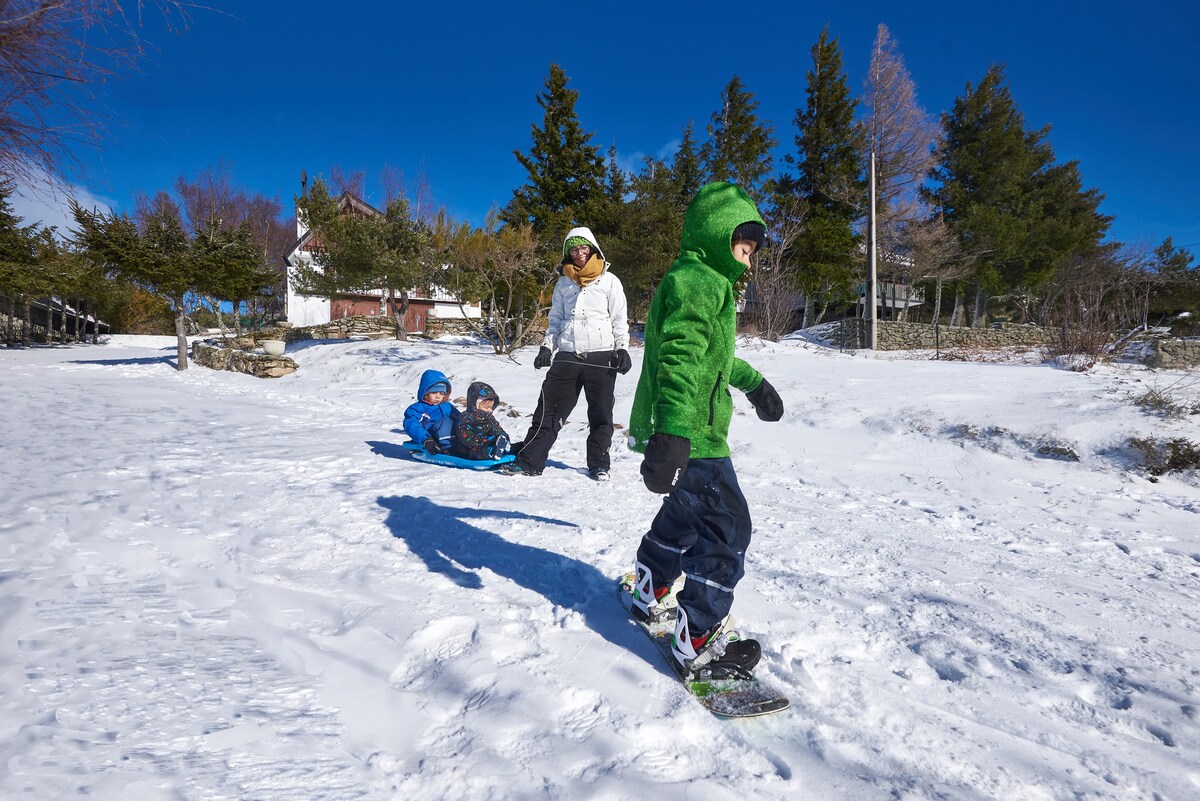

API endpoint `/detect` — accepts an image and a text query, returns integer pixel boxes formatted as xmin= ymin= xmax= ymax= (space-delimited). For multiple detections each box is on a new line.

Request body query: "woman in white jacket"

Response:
xmin=502 ymin=226 xmax=631 ymax=480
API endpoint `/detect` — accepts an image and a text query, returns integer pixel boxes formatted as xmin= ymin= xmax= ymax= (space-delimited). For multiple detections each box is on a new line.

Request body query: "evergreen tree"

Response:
xmin=1149 ymin=237 xmax=1199 ymax=318
xmin=293 ymin=177 xmax=431 ymax=340
xmin=71 ymin=191 xmax=267 ymax=368
xmin=700 ymin=75 xmax=776 ymax=197
xmin=614 ymin=158 xmax=687 ymax=318
xmin=673 ymin=121 xmax=705 ymax=204
xmin=781 ymin=27 xmax=865 ymax=320
xmin=504 ymin=64 xmax=606 ymax=241
xmin=599 ymin=125 xmax=707 ymax=319
xmin=0 ymin=181 xmax=40 ymax=346
xmin=604 ymin=145 xmax=628 ymax=202
xmin=924 ymin=65 xmax=1110 ymax=314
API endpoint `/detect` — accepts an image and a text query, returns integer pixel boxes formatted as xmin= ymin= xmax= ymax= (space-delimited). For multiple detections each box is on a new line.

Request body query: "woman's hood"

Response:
xmin=561 ymin=226 xmax=604 ymax=262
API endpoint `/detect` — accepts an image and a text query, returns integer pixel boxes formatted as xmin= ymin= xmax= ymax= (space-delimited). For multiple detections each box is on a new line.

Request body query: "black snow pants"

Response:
xmin=635 ymin=457 xmax=752 ymax=634
xmin=515 ymin=350 xmax=617 ymax=473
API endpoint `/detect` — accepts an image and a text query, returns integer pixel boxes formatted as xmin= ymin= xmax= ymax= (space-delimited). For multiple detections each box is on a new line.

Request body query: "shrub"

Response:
xmin=1129 ymin=437 xmax=1200 ymax=476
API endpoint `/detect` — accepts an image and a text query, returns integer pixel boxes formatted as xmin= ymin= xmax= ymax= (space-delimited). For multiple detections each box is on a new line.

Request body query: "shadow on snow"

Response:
xmin=377 ymin=494 xmax=646 ymax=658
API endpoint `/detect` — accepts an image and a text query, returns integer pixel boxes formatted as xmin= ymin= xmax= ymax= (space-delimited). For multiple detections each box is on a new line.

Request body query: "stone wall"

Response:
xmin=1149 ymin=339 xmax=1200 ymax=369
xmin=192 ymin=341 xmax=297 ymax=378
xmin=274 ymin=315 xmax=399 ymax=343
xmin=826 ymin=319 xmax=1052 ymax=350
xmin=424 ymin=317 xmax=481 ymax=338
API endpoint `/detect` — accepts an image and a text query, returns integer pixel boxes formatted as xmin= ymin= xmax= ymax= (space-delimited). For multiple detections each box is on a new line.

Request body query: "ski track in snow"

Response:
xmin=1 ymin=336 xmax=1198 ymax=800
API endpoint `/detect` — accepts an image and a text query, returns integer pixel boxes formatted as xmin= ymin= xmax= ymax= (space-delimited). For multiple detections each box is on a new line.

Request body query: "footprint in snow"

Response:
xmin=388 ymin=616 xmax=479 ymax=692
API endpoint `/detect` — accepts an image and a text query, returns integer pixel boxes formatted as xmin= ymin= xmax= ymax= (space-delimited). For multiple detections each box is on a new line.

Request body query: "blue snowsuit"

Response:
xmin=403 ymin=370 xmax=460 ymax=447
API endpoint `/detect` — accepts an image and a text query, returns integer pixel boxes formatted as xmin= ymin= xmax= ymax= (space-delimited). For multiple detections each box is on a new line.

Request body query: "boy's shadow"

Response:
xmin=377 ymin=495 xmax=644 ymax=656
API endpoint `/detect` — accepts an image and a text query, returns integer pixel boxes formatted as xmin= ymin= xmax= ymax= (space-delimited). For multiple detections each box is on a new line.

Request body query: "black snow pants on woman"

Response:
xmin=513 ymin=351 xmax=617 ymax=474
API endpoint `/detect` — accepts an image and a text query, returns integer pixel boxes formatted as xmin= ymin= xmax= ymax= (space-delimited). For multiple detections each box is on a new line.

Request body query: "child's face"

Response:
xmin=423 ymin=391 xmax=446 ymax=405
xmin=478 ymin=398 xmax=496 ymax=413
xmin=731 ymin=238 xmax=759 ymax=267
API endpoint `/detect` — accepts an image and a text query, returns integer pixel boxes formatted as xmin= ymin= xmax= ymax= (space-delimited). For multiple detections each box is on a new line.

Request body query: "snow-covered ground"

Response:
xmin=1 ymin=334 xmax=1197 ymax=801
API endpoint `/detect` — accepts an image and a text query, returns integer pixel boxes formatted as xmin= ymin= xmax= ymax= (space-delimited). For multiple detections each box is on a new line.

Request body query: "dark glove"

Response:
xmin=534 ymin=346 xmax=552 ymax=369
xmin=424 ymin=438 xmax=442 ymax=455
xmin=614 ymin=349 xmax=632 ymax=375
xmin=745 ymin=377 xmax=783 ymax=422
xmin=640 ymin=433 xmax=691 ymax=494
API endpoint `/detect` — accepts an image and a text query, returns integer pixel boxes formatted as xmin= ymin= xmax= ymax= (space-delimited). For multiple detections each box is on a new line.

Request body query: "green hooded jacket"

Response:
xmin=628 ymin=182 xmax=766 ymax=458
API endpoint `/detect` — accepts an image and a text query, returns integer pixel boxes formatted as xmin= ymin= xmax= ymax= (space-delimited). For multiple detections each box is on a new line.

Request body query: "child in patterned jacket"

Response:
xmin=451 ymin=381 xmax=511 ymax=461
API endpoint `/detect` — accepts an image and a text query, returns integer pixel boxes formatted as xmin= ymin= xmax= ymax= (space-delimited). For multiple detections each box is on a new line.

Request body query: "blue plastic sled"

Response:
xmin=401 ymin=441 xmax=516 ymax=471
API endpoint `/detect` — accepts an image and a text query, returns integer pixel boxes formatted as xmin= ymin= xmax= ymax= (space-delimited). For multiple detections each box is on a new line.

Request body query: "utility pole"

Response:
xmin=868 ymin=151 xmax=879 ymax=349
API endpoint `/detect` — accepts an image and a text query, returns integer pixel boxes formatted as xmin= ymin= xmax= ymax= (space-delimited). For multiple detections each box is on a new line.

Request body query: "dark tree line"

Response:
xmin=497 ymin=26 xmax=1194 ymax=345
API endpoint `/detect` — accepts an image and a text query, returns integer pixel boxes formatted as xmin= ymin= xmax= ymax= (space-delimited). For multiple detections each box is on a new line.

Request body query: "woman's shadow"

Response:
xmin=377 ymin=495 xmax=645 ymax=656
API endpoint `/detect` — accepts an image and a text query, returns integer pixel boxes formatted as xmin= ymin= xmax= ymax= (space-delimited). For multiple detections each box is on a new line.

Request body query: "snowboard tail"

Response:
xmin=616 ymin=573 xmax=790 ymax=718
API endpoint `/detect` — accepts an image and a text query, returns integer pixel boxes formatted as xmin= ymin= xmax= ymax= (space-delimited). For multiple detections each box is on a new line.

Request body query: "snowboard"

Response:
xmin=401 ymin=441 xmax=516 ymax=471
xmin=616 ymin=573 xmax=790 ymax=718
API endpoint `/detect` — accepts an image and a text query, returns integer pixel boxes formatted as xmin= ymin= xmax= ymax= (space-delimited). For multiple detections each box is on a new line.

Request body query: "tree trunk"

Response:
xmin=23 ymin=295 xmax=32 ymax=346
xmin=932 ymin=278 xmax=944 ymax=328
xmin=389 ymin=288 xmax=409 ymax=341
xmin=59 ymin=294 xmax=68 ymax=343
xmin=950 ymin=288 xmax=964 ymax=327
xmin=174 ymin=302 xmax=189 ymax=370
xmin=801 ymin=295 xmax=815 ymax=329
xmin=971 ymin=285 xmax=986 ymax=328
xmin=6 ymin=295 xmax=13 ymax=347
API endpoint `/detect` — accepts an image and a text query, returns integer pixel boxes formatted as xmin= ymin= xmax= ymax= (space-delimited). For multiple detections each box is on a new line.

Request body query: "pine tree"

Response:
xmin=925 ymin=65 xmax=1110 ymax=318
xmin=1149 ymin=237 xmax=1200 ymax=317
xmin=700 ymin=76 xmax=776 ymax=197
xmin=673 ymin=121 xmax=705 ymax=204
xmin=293 ymin=177 xmax=430 ymax=340
xmin=615 ymin=158 xmax=687 ymax=317
xmin=781 ymin=27 xmax=865 ymax=320
xmin=72 ymin=191 xmax=268 ymax=368
xmin=0 ymin=181 xmax=40 ymax=346
xmin=504 ymin=64 xmax=606 ymax=241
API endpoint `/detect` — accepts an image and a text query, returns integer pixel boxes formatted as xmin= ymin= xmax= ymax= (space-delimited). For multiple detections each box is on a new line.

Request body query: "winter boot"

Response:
xmin=629 ymin=560 xmax=678 ymax=625
xmin=498 ymin=461 xmax=541 ymax=477
xmin=671 ymin=608 xmax=761 ymax=682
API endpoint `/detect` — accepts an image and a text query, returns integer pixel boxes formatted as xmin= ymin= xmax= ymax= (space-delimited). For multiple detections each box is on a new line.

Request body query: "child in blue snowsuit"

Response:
xmin=451 ymin=381 xmax=511 ymax=461
xmin=403 ymin=370 xmax=460 ymax=454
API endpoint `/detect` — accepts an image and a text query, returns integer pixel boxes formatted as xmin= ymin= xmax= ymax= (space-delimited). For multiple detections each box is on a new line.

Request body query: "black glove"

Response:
xmin=614 ymin=349 xmax=632 ymax=375
xmin=640 ymin=433 xmax=691 ymax=494
xmin=745 ymin=377 xmax=783 ymax=422
xmin=534 ymin=346 xmax=552 ymax=369
xmin=423 ymin=438 xmax=442 ymax=455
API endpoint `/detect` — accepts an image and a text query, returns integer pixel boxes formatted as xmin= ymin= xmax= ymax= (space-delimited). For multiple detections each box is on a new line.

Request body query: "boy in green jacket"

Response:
xmin=627 ymin=182 xmax=784 ymax=681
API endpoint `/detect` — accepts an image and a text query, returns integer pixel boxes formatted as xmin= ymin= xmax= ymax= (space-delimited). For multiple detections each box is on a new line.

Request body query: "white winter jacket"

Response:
xmin=542 ymin=226 xmax=630 ymax=356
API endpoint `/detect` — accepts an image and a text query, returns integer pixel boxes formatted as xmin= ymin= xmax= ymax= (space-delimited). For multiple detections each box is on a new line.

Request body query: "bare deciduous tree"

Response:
xmin=0 ymin=1 xmax=198 ymax=185
xmin=444 ymin=213 xmax=549 ymax=355
xmin=861 ymin=24 xmax=938 ymax=317
xmin=903 ymin=211 xmax=974 ymax=326
xmin=1040 ymin=245 xmax=1147 ymax=367
xmin=745 ymin=197 xmax=808 ymax=339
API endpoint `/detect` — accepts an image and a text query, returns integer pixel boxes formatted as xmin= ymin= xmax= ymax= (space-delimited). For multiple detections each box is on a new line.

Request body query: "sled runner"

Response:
xmin=616 ymin=573 xmax=790 ymax=718
xmin=401 ymin=441 xmax=516 ymax=471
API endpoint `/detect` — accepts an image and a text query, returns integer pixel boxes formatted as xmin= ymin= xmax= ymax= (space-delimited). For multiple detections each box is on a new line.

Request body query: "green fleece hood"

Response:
xmin=679 ymin=182 xmax=765 ymax=285
xmin=627 ymin=182 xmax=767 ymax=458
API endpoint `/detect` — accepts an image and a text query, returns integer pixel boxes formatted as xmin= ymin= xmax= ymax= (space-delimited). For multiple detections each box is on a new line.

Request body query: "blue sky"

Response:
xmin=15 ymin=0 xmax=1200 ymax=253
